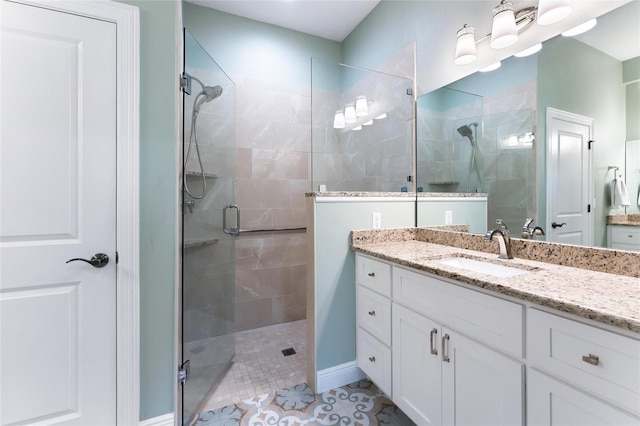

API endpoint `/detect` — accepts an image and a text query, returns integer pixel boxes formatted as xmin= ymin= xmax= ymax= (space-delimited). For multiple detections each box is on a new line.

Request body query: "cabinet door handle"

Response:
xmin=368 ymin=356 xmax=376 ymax=363
xmin=442 ymin=334 xmax=450 ymax=362
xmin=367 ymin=272 xmax=375 ymax=277
xmin=368 ymin=310 xmax=376 ymax=316
xmin=430 ymin=328 xmax=438 ymax=355
xmin=582 ymin=353 xmax=599 ymax=366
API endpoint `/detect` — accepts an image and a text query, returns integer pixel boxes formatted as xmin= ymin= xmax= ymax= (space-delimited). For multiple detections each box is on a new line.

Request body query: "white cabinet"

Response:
xmin=607 ymin=225 xmax=640 ymax=251
xmin=393 ymin=290 xmax=524 ymax=426
xmin=528 ymin=369 xmax=639 ymax=426
xmin=528 ymin=308 xmax=640 ymax=420
xmin=355 ymin=255 xmax=392 ymax=396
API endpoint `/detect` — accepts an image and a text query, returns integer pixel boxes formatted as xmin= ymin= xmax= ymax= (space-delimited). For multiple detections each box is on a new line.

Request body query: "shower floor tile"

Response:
xmin=200 ymin=319 xmax=307 ymax=412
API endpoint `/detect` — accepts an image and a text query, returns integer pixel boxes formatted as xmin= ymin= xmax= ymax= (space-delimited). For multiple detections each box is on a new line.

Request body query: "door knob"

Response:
xmin=551 ymin=222 xmax=567 ymax=229
xmin=66 ymin=253 xmax=109 ymax=268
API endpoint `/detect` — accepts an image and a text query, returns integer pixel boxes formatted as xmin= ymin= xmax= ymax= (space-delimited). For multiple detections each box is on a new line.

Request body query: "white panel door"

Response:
xmin=442 ymin=328 xmax=524 ymax=426
xmin=392 ymin=304 xmax=442 ymax=425
xmin=1 ymin=2 xmax=117 ymax=424
xmin=546 ymin=108 xmax=594 ymax=246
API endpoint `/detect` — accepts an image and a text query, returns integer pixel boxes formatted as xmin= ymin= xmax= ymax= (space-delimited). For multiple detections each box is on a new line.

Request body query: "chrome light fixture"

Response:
xmin=333 ymin=110 xmax=345 ymax=129
xmin=561 ymin=18 xmax=596 ymax=37
xmin=454 ymin=0 xmax=571 ymax=66
xmin=491 ymin=1 xmax=518 ymax=49
xmin=355 ymin=96 xmax=368 ymax=117
xmin=454 ymin=25 xmax=477 ymax=65
xmin=537 ymin=0 xmax=572 ymax=25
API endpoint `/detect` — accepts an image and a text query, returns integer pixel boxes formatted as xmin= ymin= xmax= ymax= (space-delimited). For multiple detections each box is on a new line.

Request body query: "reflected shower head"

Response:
xmin=457 ymin=124 xmax=473 ymax=139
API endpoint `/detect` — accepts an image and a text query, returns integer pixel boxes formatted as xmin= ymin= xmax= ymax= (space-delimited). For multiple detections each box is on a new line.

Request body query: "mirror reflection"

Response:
xmin=417 ymin=1 xmax=640 ymax=248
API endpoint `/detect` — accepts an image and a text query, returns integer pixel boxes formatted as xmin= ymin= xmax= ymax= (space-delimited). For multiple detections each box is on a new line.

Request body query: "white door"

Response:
xmin=528 ymin=369 xmax=638 ymax=426
xmin=442 ymin=329 xmax=524 ymax=426
xmin=546 ymin=108 xmax=594 ymax=246
xmin=1 ymin=2 xmax=117 ymax=424
xmin=392 ymin=305 xmax=442 ymax=425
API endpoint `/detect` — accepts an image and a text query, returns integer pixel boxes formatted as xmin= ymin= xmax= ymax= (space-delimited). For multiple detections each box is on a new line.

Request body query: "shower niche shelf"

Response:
xmin=186 ymin=171 xmax=217 ymax=179
xmin=184 ymin=238 xmax=219 ymax=249
xmin=428 ymin=180 xmax=460 ymax=185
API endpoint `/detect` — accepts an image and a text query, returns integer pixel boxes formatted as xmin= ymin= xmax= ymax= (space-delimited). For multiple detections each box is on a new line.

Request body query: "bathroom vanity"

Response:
xmin=352 ymin=229 xmax=640 ymax=426
xmin=607 ymin=215 xmax=640 ymax=252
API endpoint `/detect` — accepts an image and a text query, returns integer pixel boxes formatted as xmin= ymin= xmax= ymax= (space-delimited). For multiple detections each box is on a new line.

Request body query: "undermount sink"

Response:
xmin=436 ymin=257 xmax=530 ymax=277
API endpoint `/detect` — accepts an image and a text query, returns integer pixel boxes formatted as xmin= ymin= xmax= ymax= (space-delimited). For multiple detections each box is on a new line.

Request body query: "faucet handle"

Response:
xmin=523 ymin=217 xmax=534 ymax=229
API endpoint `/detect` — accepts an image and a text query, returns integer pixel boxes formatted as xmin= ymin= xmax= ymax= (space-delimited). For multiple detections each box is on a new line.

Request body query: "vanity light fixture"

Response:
xmin=491 ymin=1 xmax=518 ymax=49
xmin=333 ymin=110 xmax=345 ymax=129
xmin=514 ymin=42 xmax=542 ymax=57
xmin=344 ymin=104 xmax=356 ymax=123
xmin=561 ymin=18 xmax=596 ymax=37
xmin=480 ymin=62 xmax=501 ymax=72
xmin=537 ymin=0 xmax=572 ymax=25
xmin=454 ymin=0 xmax=571 ymax=65
xmin=355 ymin=96 xmax=368 ymax=117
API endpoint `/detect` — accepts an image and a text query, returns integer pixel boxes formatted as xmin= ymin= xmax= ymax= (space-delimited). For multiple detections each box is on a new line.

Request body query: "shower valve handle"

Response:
xmin=66 ymin=253 xmax=110 ymax=268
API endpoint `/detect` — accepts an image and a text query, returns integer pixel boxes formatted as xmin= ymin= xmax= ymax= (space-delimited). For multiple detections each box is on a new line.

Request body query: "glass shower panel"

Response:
xmin=311 ymin=58 xmax=414 ymax=192
xmin=182 ymin=30 xmax=236 ymax=425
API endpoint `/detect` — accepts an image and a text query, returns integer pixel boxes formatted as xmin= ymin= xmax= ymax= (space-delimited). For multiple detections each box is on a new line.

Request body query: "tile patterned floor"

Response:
xmin=201 ymin=319 xmax=307 ymax=411
xmin=195 ymin=379 xmax=416 ymax=426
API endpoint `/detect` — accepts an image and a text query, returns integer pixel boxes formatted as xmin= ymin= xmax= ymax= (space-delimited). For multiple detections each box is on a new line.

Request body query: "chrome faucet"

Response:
xmin=484 ymin=219 xmax=513 ymax=259
xmin=521 ymin=217 xmax=545 ymax=240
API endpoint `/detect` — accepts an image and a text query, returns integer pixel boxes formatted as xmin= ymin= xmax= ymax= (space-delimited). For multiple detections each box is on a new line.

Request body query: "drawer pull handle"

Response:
xmin=368 ymin=310 xmax=376 ymax=316
xmin=367 ymin=272 xmax=375 ymax=277
xmin=582 ymin=353 xmax=600 ymax=366
xmin=442 ymin=334 xmax=450 ymax=363
xmin=368 ymin=356 xmax=376 ymax=363
xmin=430 ymin=328 xmax=438 ymax=356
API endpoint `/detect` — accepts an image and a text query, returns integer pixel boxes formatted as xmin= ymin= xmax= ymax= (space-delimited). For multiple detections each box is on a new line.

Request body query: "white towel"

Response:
xmin=611 ymin=175 xmax=630 ymax=207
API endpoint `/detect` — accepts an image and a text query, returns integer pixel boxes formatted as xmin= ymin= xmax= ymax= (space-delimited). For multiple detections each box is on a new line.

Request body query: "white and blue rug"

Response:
xmin=195 ymin=379 xmax=415 ymax=425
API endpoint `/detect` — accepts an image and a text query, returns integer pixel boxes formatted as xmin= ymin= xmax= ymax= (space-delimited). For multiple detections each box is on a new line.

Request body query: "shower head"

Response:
xmin=457 ymin=125 xmax=473 ymax=139
xmin=202 ymin=85 xmax=223 ymax=102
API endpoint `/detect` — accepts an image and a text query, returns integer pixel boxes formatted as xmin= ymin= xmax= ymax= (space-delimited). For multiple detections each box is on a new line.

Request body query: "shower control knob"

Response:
xmin=66 ymin=253 xmax=109 ymax=268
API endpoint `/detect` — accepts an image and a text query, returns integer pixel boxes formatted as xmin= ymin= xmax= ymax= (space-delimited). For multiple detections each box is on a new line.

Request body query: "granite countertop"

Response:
xmin=351 ymin=228 xmax=640 ymax=334
xmin=608 ymin=214 xmax=640 ymax=227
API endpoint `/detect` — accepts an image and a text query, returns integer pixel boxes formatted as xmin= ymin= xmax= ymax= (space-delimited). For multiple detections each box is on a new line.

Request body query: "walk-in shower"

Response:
xmin=181 ymin=30 xmax=237 ymax=425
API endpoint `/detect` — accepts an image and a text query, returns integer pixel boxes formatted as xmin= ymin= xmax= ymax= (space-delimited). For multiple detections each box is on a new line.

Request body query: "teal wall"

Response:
xmin=116 ymin=0 xmax=178 ymax=420
xmin=537 ymin=36 xmax=625 ymax=247
xmin=183 ymin=3 xmax=341 ymax=86
xmin=624 ymin=58 xmax=640 ymax=141
xmin=313 ymin=199 xmax=415 ymax=371
xmin=417 ymin=198 xmax=488 ymax=234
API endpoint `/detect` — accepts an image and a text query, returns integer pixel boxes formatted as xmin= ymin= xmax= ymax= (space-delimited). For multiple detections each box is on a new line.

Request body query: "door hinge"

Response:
xmin=116 ymin=251 xmax=119 ymax=264
xmin=587 ymin=204 xmax=591 ymax=213
xmin=406 ymin=88 xmax=413 ymax=96
xmin=588 ymin=140 xmax=595 ymax=149
xmin=180 ymin=72 xmax=192 ymax=95
xmin=178 ymin=360 xmax=190 ymax=384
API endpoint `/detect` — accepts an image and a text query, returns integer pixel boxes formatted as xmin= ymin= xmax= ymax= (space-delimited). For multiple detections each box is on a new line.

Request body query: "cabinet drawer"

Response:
xmin=357 ymin=327 xmax=392 ymax=396
xmin=528 ymin=308 xmax=640 ymax=415
xmin=357 ymin=285 xmax=391 ymax=345
xmin=610 ymin=226 xmax=640 ymax=245
xmin=393 ymin=266 xmax=523 ymax=357
xmin=356 ymin=254 xmax=391 ymax=297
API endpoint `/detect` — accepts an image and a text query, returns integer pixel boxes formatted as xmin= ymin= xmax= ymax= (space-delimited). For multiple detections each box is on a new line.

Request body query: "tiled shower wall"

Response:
xmin=233 ymin=76 xmax=310 ymax=332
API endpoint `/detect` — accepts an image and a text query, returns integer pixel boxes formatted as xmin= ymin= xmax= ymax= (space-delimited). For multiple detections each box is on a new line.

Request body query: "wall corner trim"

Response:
xmin=316 ymin=361 xmax=366 ymax=394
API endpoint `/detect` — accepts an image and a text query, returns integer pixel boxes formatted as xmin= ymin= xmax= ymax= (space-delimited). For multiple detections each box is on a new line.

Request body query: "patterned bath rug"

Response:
xmin=195 ymin=379 xmax=416 ymax=425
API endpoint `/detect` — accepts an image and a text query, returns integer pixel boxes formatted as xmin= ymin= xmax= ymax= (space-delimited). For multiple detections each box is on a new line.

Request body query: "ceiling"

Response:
xmin=186 ymin=0 xmax=639 ymax=60
xmin=186 ymin=0 xmax=381 ymax=42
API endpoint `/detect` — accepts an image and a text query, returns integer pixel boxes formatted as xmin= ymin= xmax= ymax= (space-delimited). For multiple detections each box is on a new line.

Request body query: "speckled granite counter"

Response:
xmin=351 ymin=228 xmax=640 ymax=334
xmin=608 ymin=214 xmax=640 ymax=227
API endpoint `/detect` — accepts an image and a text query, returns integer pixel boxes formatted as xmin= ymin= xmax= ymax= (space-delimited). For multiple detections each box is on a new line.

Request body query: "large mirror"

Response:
xmin=417 ymin=1 xmax=640 ymax=248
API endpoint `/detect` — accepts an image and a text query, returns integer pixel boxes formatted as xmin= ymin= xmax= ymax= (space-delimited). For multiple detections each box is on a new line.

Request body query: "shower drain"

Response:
xmin=281 ymin=347 xmax=296 ymax=356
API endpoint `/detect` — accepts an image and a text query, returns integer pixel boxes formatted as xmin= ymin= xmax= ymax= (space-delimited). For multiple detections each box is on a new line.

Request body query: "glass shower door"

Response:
xmin=181 ymin=30 xmax=236 ymax=425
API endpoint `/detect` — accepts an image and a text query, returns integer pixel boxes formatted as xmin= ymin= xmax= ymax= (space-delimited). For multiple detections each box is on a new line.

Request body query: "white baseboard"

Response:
xmin=316 ymin=361 xmax=366 ymax=394
xmin=139 ymin=413 xmax=174 ymax=426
